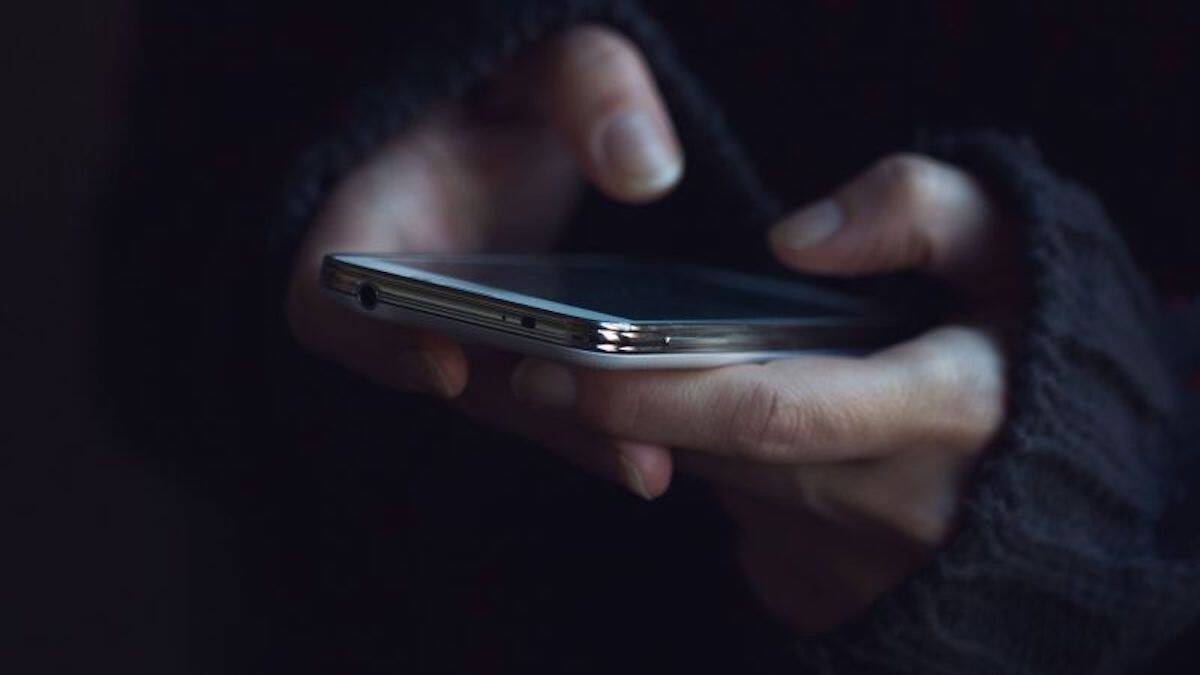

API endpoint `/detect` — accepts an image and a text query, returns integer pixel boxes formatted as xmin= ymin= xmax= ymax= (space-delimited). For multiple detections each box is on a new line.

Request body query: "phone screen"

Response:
xmin=346 ymin=255 xmax=867 ymax=322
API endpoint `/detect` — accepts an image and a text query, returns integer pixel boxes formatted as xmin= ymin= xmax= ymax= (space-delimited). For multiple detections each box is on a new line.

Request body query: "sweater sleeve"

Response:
xmin=792 ymin=132 xmax=1200 ymax=675
xmin=272 ymin=2 xmax=1200 ymax=671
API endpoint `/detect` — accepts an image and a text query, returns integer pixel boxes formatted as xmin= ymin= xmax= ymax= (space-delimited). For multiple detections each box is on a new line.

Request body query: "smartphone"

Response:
xmin=320 ymin=254 xmax=914 ymax=369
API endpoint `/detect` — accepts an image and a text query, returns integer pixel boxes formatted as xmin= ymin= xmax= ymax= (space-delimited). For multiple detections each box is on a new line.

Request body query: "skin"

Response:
xmin=287 ymin=25 xmax=1015 ymax=634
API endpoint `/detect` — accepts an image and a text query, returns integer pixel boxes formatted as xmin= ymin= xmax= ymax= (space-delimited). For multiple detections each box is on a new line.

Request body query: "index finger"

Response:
xmin=510 ymin=326 xmax=1005 ymax=462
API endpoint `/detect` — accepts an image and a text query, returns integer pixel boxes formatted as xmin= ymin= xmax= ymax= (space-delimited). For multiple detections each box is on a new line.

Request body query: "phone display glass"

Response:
xmin=341 ymin=255 xmax=866 ymax=323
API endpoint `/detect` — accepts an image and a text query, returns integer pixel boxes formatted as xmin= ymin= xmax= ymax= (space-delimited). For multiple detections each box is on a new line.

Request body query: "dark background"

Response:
xmin=5 ymin=1 xmax=1198 ymax=672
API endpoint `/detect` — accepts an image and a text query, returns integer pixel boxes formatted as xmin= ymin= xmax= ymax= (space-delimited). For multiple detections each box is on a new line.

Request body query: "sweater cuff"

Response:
xmin=795 ymin=131 xmax=1200 ymax=674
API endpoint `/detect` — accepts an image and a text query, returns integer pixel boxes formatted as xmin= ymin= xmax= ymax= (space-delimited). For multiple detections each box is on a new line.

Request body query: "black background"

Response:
xmin=5 ymin=1 xmax=1198 ymax=672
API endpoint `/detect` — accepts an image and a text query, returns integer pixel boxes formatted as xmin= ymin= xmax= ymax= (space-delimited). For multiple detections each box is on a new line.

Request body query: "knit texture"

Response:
xmin=274 ymin=1 xmax=1200 ymax=672
xmin=789 ymin=132 xmax=1200 ymax=674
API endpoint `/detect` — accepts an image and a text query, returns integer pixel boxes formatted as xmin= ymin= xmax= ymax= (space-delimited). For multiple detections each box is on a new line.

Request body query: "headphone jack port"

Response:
xmin=357 ymin=282 xmax=379 ymax=310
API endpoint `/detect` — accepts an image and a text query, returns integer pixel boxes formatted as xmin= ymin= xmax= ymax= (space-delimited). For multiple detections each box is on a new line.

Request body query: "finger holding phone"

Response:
xmin=287 ymin=25 xmax=1018 ymax=634
xmin=287 ymin=25 xmax=684 ymax=398
xmin=511 ymin=153 xmax=1017 ymax=632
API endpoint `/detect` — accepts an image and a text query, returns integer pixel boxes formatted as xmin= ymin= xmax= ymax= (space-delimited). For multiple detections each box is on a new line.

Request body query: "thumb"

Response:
xmin=539 ymin=25 xmax=684 ymax=203
xmin=767 ymin=154 xmax=994 ymax=278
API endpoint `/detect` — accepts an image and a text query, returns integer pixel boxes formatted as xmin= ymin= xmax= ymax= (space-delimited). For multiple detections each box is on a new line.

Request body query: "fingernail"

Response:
xmin=599 ymin=111 xmax=682 ymax=195
xmin=511 ymin=360 xmax=576 ymax=411
xmin=772 ymin=199 xmax=843 ymax=250
xmin=396 ymin=350 xmax=453 ymax=398
xmin=619 ymin=455 xmax=652 ymax=501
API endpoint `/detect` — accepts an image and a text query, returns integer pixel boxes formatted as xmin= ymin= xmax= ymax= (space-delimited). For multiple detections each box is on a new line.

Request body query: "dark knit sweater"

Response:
xmin=95 ymin=0 xmax=1200 ymax=672
xmin=273 ymin=1 xmax=1200 ymax=672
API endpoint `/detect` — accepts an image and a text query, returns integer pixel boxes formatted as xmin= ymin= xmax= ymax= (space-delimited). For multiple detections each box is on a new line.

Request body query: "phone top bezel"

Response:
xmin=320 ymin=254 xmax=905 ymax=355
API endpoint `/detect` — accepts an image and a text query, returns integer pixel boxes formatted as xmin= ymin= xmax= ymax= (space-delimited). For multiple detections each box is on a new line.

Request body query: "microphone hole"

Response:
xmin=357 ymin=283 xmax=379 ymax=310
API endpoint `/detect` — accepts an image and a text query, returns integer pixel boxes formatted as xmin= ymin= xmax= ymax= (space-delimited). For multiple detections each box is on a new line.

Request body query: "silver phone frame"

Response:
xmin=320 ymin=254 xmax=904 ymax=369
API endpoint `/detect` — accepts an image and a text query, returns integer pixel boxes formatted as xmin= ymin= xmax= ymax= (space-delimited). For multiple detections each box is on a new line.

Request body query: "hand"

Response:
xmin=287 ymin=26 xmax=683 ymax=396
xmin=508 ymin=154 xmax=1016 ymax=634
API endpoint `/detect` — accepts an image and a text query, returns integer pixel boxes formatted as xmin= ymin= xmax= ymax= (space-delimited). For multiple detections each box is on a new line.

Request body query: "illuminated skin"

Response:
xmin=288 ymin=25 xmax=1013 ymax=633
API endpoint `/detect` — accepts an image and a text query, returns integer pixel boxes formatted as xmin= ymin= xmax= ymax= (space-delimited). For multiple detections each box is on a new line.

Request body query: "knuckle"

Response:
xmin=868 ymin=496 xmax=952 ymax=547
xmin=799 ymin=465 xmax=955 ymax=548
xmin=869 ymin=153 xmax=944 ymax=212
xmin=847 ymin=153 xmax=950 ymax=270
xmin=900 ymin=502 xmax=958 ymax=545
xmin=910 ymin=329 xmax=1007 ymax=451
xmin=885 ymin=468 xmax=963 ymax=546
xmin=724 ymin=379 xmax=804 ymax=460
